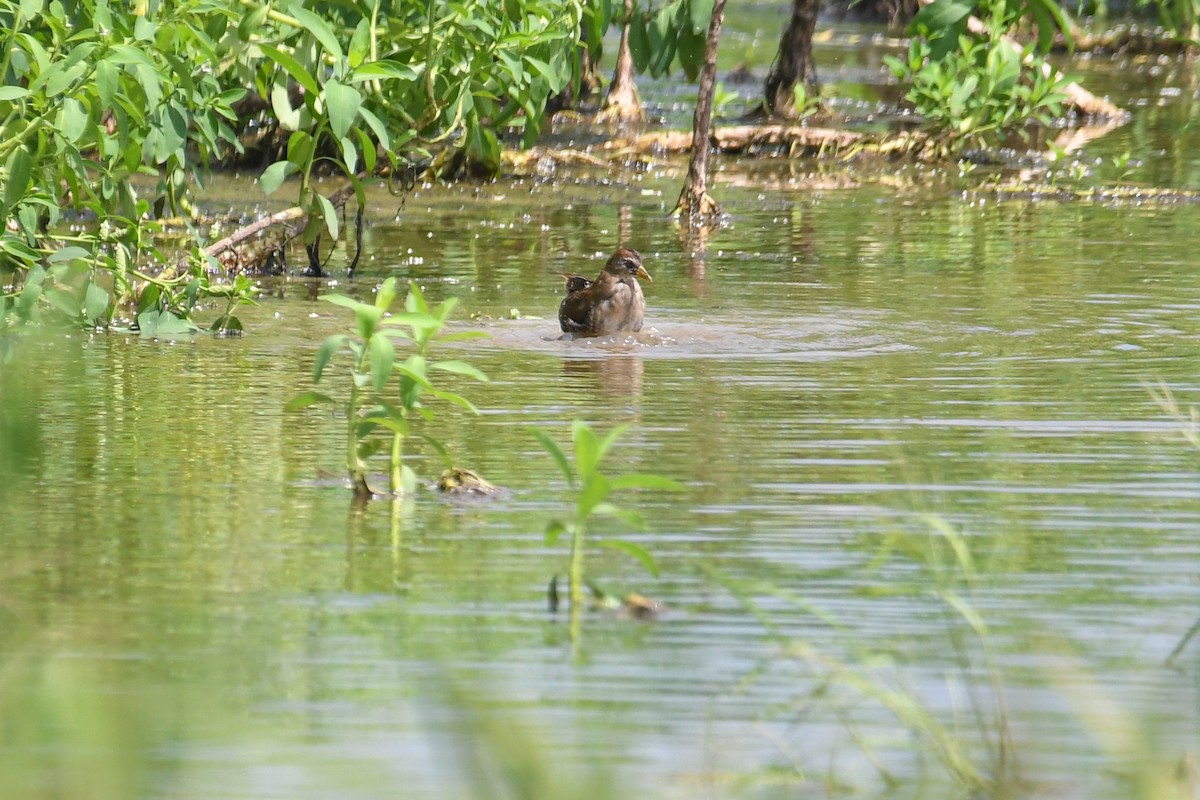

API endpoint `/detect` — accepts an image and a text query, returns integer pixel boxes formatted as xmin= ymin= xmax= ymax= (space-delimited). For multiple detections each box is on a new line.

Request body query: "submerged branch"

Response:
xmin=199 ymin=180 xmax=359 ymax=274
xmin=607 ymin=124 xmax=865 ymax=158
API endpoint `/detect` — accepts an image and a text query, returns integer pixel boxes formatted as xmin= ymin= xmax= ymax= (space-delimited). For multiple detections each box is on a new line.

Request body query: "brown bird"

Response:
xmin=558 ymin=247 xmax=652 ymax=337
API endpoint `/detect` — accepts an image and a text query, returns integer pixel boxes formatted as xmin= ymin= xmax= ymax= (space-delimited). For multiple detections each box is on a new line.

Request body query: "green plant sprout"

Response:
xmin=791 ymin=82 xmax=823 ymax=119
xmin=287 ymin=279 xmax=487 ymax=498
xmin=1111 ymin=150 xmax=1134 ymax=185
xmin=712 ymin=82 xmax=740 ymax=116
xmin=532 ymin=421 xmax=684 ymax=618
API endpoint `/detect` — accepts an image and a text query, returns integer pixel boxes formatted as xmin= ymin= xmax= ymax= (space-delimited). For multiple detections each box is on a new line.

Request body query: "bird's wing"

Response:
xmin=560 ymin=272 xmax=622 ymax=333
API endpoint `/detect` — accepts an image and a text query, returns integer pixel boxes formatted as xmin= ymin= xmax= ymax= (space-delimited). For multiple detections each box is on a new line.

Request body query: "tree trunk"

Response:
xmin=599 ymin=0 xmax=644 ymax=123
xmin=764 ymin=0 xmax=822 ymax=118
xmin=673 ymin=0 xmax=728 ymax=223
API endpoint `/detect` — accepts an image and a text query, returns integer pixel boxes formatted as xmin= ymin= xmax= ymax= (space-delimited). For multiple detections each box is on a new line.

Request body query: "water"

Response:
xmin=3 ymin=20 xmax=1200 ymax=800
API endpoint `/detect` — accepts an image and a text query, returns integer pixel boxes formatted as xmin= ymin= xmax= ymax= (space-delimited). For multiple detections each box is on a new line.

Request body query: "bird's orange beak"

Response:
xmin=636 ymin=265 xmax=653 ymax=283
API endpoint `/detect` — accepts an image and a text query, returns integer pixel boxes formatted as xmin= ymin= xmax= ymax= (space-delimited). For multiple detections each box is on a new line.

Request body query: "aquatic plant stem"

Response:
xmin=568 ymin=519 xmax=585 ymax=647
xmin=347 ymin=352 xmax=370 ymax=497
xmin=389 ymin=432 xmax=403 ymax=494
xmin=569 ymin=520 xmax=585 ymax=610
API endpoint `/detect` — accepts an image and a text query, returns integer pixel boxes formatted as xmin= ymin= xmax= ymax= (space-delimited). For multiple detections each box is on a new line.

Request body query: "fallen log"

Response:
xmin=199 ymin=180 xmax=359 ymax=275
xmin=604 ymin=124 xmax=865 ymax=157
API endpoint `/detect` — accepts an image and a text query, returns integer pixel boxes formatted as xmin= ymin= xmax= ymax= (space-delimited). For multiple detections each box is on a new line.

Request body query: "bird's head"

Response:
xmin=606 ymin=247 xmax=652 ymax=283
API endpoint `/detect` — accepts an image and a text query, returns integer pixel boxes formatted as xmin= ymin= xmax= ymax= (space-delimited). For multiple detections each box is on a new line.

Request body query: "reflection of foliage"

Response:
xmin=884 ymin=0 xmax=1070 ymax=150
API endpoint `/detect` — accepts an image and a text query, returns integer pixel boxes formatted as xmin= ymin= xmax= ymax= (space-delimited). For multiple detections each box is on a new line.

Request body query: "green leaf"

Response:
xmin=375 ymin=277 xmax=397 ymax=310
xmin=677 ymin=25 xmax=705 ymax=82
xmin=348 ymin=18 xmax=371 ymax=68
xmin=429 ymin=388 xmax=480 ymax=414
xmin=577 ymin=473 xmax=612 ymax=518
xmin=354 ymin=302 xmax=383 ymax=339
xmin=3 ymin=146 xmax=33 ymax=216
xmin=41 ymin=61 xmax=86 ymax=98
xmin=0 ymin=86 xmax=28 ymax=101
xmin=433 ymin=296 xmax=459 ymax=324
xmin=380 ymin=310 xmax=439 ymax=331
xmin=258 ymin=44 xmax=321 ymax=95
xmin=289 ymin=2 xmax=343 ymax=59
xmin=286 ymin=130 xmax=316 ymax=167
xmin=430 ymin=360 xmax=488 ymax=381
xmin=420 ymin=432 xmax=453 ymax=468
xmin=320 ymin=293 xmax=364 ymax=312
xmin=357 ymin=435 xmax=385 ymax=458
xmin=285 ymin=390 xmax=337 ymax=410
xmin=463 ymin=122 xmax=500 ymax=177
xmin=315 ymin=192 xmax=337 ymax=240
xmin=137 ymin=309 xmax=197 ymax=337
xmin=369 ymin=332 xmax=395 ymax=391
xmin=596 ymin=423 xmax=629 ymax=464
xmin=354 ymin=127 xmax=377 ymax=173
xmin=47 ymin=247 xmax=90 ymax=264
xmin=628 ymin=13 xmax=651 ymax=73
xmin=942 ymin=589 xmax=988 ymax=637
xmin=350 ymin=60 xmax=419 ymax=83
xmin=1028 ymin=0 xmax=1074 ymax=50
xmin=84 ymin=282 xmax=109 ymax=322
xmin=313 ymin=333 xmax=349 ymax=382
xmin=689 ymin=0 xmax=714 ymax=33
xmin=259 ymin=160 xmax=297 ymax=195
xmin=648 ymin=6 xmax=679 ymax=77
xmin=213 ymin=315 xmax=244 ymax=333
xmin=395 ymin=357 xmax=433 ymax=390
xmin=356 ymin=105 xmax=391 ymax=152
xmin=94 ymin=58 xmax=117 ymax=111
xmin=405 ymin=282 xmax=429 ymax=314
xmin=271 ymin=79 xmax=303 ymax=132
xmin=364 ymin=414 xmax=406 ymax=436
xmin=400 ymin=464 xmax=418 ymax=494
xmin=911 ymin=0 xmax=973 ymax=34
xmin=339 ymin=135 xmax=358 ymax=174
xmin=44 ymin=288 xmax=80 ymax=319
xmin=238 ymin=4 xmax=270 ymax=41
xmin=545 ymin=519 xmax=569 ymax=546
xmin=597 ymin=538 xmax=659 ymax=577
xmin=324 ymin=79 xmax=361 ymax=139
xmin=525 ymin=56 xmax=565 ymax=94
xmin=133 ymin=14 xmax=156 ymax=41
xmin=592 ymin=501 xmax=646 ymax=529
xmin=609 ymin=473 xmax=686 ymax=491
xmin=531 ymin=428 xmax=574 ymax=485
xmin=572 ymin=420 xmax=602 ymax=477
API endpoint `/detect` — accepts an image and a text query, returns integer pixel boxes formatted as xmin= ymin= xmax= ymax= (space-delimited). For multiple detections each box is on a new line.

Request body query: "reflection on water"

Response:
xmin=561 ymin=355 xmax=645 ymax=398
